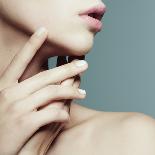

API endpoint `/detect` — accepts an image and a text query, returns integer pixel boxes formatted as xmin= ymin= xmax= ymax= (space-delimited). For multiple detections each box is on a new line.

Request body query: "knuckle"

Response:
xmin=29 ymin=115 xmax=40 ymax=129
xmin=0 ymin=78 xmax=6 ymax=90
xmin=0 ymin=87 xmax=18 ymax=104
xmin=16 ymin=116 xmax=28 ymax=128
xmin=0 ymin=89 xmax=9 ymax=102
xmin=45 ymin=85 xmax=60 ymax=95
xmin=51 ymin=108 xmax=62 ymax=118
xmin=64 ymin=86 xmax=78 ymax=96
xmin=17 ymin=115 xmax=37 ymax=130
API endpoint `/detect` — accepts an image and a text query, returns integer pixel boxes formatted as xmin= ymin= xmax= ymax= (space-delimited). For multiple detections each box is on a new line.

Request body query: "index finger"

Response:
xmin=2 ymin=27 xmax=48 ymax=83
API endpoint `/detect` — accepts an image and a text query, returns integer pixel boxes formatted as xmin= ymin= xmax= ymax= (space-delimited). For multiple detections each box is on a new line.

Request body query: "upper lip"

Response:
xmin=78 ymin=4 xmax=106 ymax=21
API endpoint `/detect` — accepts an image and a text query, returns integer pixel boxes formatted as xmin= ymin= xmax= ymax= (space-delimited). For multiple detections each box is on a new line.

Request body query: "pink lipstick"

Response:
xmin=79 ymin=4 xmax=106 ymax=32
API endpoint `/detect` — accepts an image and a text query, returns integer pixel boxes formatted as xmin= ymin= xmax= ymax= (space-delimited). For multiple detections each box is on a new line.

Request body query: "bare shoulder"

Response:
xmin=117 ymin=112 xmax=155 ymax=142
xmin=96 ymin=111 xmax=155 ymax=154
xmin=96 ymin=111 xmax=155 ymax=131
xmin=46 ymin=107 xmax=155 ymax=155
xmin=121 ymin=112 xmax=155 ymax=154
xmin=120 ymin=112 xmax=155 ymax=130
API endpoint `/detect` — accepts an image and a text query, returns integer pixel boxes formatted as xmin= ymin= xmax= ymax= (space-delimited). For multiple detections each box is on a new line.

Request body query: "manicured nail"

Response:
xmin=75 ymin=60 xmax=87 ymax=67
xmin=36 ymin=27 xmax=47 ymax=36
xmin=78 ymin=89 xmax=86 ymax=95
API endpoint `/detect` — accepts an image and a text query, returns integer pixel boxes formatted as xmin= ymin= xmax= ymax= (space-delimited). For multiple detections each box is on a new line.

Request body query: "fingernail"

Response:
xmin=75 ymin=60 xmax=87 ymax=67
xmin=78 ymin=89 xmax=86 ymax=95
xmin=36 ymin=27 xmax=47 ymax=36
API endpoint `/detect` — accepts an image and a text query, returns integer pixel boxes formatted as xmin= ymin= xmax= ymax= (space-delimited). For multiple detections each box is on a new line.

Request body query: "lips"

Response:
xmin=78 ymin=4 xmax=106 ymax=32
xmin=78 ymin=4 xmax=106 ymax=21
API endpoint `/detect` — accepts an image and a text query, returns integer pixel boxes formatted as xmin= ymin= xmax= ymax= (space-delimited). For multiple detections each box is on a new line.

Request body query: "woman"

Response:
xmin=0 ymin=0 xmax=155 ymax=155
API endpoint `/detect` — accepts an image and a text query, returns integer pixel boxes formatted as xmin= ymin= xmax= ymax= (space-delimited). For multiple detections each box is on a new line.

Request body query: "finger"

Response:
xmin=62 ymin=75 xmax=81 ymax=113
xmin=51 ymin=56 xmax=70 ymax=118
xmin=55 ymin=56 xmax=68 ymax=85
xmin=29 ymin=108 xmax=70 ymax=130
xmin=61 ymin=76 xmax=75 ymax=112
xmin=16 ymin=85 xmax=86 ymax=112
xmin=68 ymin=55 xmax=85 ymax=76
xmin=41 ymin=57 xmax=83 ymax=154
xmin=73 ymin=75 xmax=81 ymax=88
xmin=60 ymin=57 xmax=83 ymax=113
xmin=56 ymin=56 xmax=74 ymax=110
xmin=0 ymin=63 xmax=84 ymax=105
xmin=40 ymin=57 xmax=82 ymax=150
xmin=50 ymin=56 xmax=76 ymax=116
xmin=60 ymin=56 xmax=80 ymax=86
xmin=17 ymin=60 xmax=88 ymax=98
xmin=57 ymin=56 xmax=75 ymax=87
xmin=2 ymin=27 xmax=48 ymax=82
xmin=61 ymin=78 xmax=74 ymax=86
xmin=61 ymin=76 xmax=80 ymax=114
xmin=26 ymin=100 xmax=66 ymax=155
xmin=39 ymin=101 xmax=64 ymax=111
xmin=1 ymin=59 xmax=87 ymax=104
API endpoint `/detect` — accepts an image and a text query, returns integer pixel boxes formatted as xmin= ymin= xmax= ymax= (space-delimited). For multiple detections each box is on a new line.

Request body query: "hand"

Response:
xmin=38 ymin=56 xmax=84 ymax=155
xmin=19 ymin=56 xmax=84 ymax=155
xmin=0 ymin=27 xmax=88 ymax=155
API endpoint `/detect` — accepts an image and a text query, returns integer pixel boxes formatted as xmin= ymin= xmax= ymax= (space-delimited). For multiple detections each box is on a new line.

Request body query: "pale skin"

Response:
xmin=0 ymin=0 xmax=155 ymax=155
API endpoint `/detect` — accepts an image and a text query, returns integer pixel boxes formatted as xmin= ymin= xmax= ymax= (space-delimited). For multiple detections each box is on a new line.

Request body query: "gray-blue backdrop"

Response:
xmin=49 ymin=0 xmax=155 ymax=118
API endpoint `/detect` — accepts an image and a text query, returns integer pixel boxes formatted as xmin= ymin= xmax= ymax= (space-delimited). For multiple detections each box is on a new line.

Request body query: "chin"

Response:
xmin=61 ymin=35 xmax=94 ymax=56
xmin=46 ymin=30 xmax=94 ymax=56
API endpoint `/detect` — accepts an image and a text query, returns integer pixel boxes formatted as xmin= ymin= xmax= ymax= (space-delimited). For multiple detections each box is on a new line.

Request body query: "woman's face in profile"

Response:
xmin=1 ymin=0 xmax=106 ymax=56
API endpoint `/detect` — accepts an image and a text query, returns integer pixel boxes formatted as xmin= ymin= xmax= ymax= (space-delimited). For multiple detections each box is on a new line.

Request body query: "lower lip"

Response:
xmin=79 ymin=15 xmax=103 ymax=32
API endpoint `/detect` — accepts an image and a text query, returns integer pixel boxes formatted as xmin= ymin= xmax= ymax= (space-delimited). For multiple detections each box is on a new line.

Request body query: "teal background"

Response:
xmin=49 ymin=0 xmax=155 ymax=118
